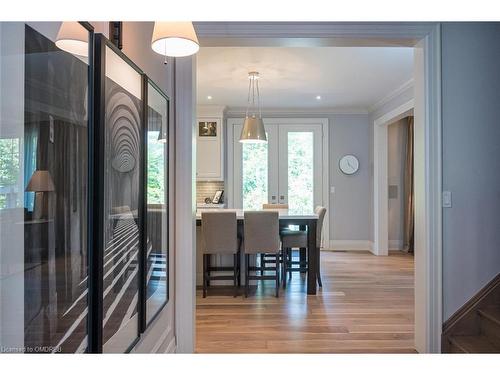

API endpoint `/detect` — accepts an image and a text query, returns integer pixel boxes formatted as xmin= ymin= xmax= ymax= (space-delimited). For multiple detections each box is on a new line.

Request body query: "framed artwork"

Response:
xmin=198 ymin=120 xmax=217 ymax=137
xmin=144 ymin=78 xmax=169 ymax=328
xmin=212 ymin=190 xmax=224 ymax=204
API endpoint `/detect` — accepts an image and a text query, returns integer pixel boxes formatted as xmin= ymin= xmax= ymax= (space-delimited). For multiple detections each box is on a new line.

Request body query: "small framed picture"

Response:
xmin=199 ymin=121 xmax=217 ymax=137
xmin=212 ymin=190 xmax=224 ymax=204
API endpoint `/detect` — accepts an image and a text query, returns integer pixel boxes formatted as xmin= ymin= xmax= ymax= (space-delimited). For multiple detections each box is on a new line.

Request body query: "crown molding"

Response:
xmin=196 ymin=105 xmax=226 ymax=118
xmin=369 ymin=79 xmax=414 ymax=114
xmin=224 ymin=106 xmax=368 ymax=117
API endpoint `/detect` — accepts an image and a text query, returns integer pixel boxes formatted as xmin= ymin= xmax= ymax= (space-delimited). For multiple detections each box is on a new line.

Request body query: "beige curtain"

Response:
xmin=403 ymin=116 xmax=415 ymax=253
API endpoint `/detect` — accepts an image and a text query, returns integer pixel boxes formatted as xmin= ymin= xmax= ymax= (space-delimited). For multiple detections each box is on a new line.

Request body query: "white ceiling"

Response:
xmin=196 ymin=47 xmax=413 ymax=110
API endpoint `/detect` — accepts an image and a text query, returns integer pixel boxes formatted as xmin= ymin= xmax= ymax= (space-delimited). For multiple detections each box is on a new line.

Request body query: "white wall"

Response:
xmin=441 ymin=22 xmax=500 ymax=320
xmin=118 ymin=22 xmax=177 ymax=352
xmin=387 ymin=118 xmax=408 ymax=248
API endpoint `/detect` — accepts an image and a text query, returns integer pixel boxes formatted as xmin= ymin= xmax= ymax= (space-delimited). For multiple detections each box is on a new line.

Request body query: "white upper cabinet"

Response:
xmin=196 ymin=106 xmax=225 ymax=181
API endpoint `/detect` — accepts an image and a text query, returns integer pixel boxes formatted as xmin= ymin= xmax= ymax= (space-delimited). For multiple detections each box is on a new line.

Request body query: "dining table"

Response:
xmin=196 ymin=208 xmax=319 ymax=295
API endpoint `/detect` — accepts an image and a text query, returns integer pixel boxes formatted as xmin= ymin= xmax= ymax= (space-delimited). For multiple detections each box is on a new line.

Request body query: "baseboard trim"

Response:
xmin=442 ymin=272 xmax=500 ymax=334
xmin=328 ymin=240 xmax=373 ymax=251
xmin=164 ymin=336 xmax=176 ymax=353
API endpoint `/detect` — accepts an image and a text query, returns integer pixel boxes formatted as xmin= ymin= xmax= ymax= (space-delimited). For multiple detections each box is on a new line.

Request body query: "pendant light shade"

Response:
xmin=151 ymin=22 xmax=199 ymax=57
xmin=240 ymin=116 xmax=267 ymax=143
xmin=55 ymin=22 xmax=89 ymax=57
xmin=239 ymin=71 xmax=267 ymax=143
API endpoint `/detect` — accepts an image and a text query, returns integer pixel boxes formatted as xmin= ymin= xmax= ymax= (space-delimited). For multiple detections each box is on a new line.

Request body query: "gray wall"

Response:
xmin=441 ymin=23 xmax=500 ymax=320
xmin=329 ymin=114 xmax=371 ymax=241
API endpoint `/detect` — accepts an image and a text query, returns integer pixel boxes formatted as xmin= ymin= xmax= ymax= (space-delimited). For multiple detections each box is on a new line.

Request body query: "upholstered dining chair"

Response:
xmin=261 ymin=203 xmax=289 ymax=270
xmin=201 ymin=211 xmax=241 ymax=297
xmin=281 ymin=206 xmax=327 ymax=288
xmin=243 ymin=211 xmax=281 ymax=298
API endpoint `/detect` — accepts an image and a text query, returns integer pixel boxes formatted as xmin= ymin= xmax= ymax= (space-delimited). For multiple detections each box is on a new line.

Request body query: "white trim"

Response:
xmin=373 ymin=99 xmax=414 ymax=257
xmin=328 ymin=240 xmax=373 ymax=251
xmin=225 ymin=106 xmax=368 ymax=117
xmin=369 ymin=79 xmax=415 ymax=113
xmin=165 ymin=337 xmax=176 ymax=353
xmin=179 ymin=22 xmax=442 ymax=354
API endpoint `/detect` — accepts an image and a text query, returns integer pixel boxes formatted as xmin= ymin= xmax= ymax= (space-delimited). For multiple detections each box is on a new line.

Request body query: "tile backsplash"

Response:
xmin=196 ymin=181 xmax=225 ymax=204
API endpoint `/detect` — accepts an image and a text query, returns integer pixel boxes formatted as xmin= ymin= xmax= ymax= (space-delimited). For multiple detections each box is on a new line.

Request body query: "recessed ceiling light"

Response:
xmin=316 ymin=95 xmax=322 ymax=100
xmin=207 ymin=95 xmax=212 ymax=100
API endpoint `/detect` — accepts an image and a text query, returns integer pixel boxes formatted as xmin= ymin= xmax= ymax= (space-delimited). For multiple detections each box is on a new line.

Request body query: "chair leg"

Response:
xmin=237 ymin=251 xmax=241 ymax=287
xmin=316 ymin=247 xmax=323 ymax=288
xmin=245 ymin=254 xmax=249 ymax=298
xmin=202 ymin=254 xmax=207 ymax=298
xmin=275 ymin=253 xmax=280 ymax=298
xmin=233 ymin=253 xmax=238 ymax=297
xmin=260 ymin=253 xmax=264 ymax=276
xmin=206 ymin=254 xmax=211 ymax=287
xmin=282 ymin=248 xmax=288 ymax=289
xmin=300 ymin=247 xmax=307 ymax=274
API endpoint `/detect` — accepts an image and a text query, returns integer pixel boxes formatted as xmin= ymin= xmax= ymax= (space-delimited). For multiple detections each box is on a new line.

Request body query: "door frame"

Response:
xmin=176 ymin=22 xmax=442 ymax=353
xmin=373 ymin=99 xmax=415 ymax=256
xmin=227 ymin=117 xmax=330 ymax=246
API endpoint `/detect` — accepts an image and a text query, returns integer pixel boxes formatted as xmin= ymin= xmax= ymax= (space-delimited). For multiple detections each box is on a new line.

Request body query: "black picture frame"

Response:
xmin=142 ymin=76 xmax=170 ymax=331
xmin=91 ymin=32 xmax=146 ymax=354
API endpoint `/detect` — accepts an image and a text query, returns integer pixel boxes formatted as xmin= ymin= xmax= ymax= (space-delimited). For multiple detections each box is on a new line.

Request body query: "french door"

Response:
xmin=230 ymin=118 xmax=326 ymax=217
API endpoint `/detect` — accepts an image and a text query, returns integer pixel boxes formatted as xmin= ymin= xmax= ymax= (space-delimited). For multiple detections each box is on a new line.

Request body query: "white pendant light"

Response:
xmin=239 ymin=71 xmax=267 ymax=143
xmin=55 ymin=22 xmax=89 ymax=57
xmin=151 ymin=22 xmax=199 ymax=58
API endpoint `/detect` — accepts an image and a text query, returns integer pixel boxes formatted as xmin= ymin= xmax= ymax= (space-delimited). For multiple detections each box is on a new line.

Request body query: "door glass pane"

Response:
xmin=0 ymin=22 xmax=90 ymax=353
xmin=145 ymin=82 xmax=168 ymax=324
xmin=288 ymin=132 xmax=314 ymax=214
xmin=102 ymin=45 xmax=142 ymax=352
xmin=242 ymin=142 xmax=268 ymax=210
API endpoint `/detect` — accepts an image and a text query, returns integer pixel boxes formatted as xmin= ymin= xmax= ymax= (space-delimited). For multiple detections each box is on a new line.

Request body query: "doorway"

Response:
xmin=175 ymin=22 xmax=442 ymax=353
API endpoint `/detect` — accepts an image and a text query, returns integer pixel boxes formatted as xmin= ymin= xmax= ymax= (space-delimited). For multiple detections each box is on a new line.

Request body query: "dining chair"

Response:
xmin=201 ymin=211 xmax=241 ymax=297
xmin=261 ymin=203 xmax=289 ymax=270
xmin=243 ymin=211 xmax=281 ymax=298
xmin=281 ymin=206 xmax=327 ymax=288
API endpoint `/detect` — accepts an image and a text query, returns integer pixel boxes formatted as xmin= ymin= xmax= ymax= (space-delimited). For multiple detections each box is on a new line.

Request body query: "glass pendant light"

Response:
xmin=55 ymin=22 xmax=89 ymax=57
xmin=239 ymin=71 xmax=267 ymax=143
xmin=151 ymin=22 xmax=199 ymax=58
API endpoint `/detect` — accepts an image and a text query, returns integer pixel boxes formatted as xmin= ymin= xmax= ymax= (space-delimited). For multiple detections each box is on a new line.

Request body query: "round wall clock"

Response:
xmin=339 ymin=154 xmax=359 ymax=175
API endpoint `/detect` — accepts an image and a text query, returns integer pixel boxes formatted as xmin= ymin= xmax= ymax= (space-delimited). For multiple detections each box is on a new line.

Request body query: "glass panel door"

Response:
xmin=232 ymin=123 xmax=278 ymax=209
xmin=278 ymin=124 xmax=323 ymax=214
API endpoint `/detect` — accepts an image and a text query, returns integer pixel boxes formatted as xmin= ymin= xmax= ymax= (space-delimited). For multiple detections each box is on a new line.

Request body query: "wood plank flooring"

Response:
xmin=196 ymin=250 xmax=415 ymax=353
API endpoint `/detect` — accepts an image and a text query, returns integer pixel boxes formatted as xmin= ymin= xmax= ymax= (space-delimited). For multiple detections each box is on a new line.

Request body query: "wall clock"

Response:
xmin=339 ymin=154 xmax=359 ymax=175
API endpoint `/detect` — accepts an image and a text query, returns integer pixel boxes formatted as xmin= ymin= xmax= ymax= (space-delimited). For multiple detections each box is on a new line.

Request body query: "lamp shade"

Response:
xmin=239 ymin=116 xmax=267 ymax=143
xmin=151 ymin=22 xmax=199 ymax=57
xmin=55 ymin=22 xmax=89 ymax=57
xmin=26 ymin=170 xmax=55 ymax=192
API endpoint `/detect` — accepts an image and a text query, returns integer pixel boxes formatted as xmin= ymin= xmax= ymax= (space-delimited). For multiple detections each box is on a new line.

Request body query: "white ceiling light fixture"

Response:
xmin=316 ymin=95 xmax=322 ymax=100
xmin=207 ymin=95 xmax=212 ymax=100
xmin=239 ymin=71 xmax=267 ymax=143
xmin=151 ymin=22 xmax=199 ymax=58
xmin=55 ymin=22 xmax=89 ymax=57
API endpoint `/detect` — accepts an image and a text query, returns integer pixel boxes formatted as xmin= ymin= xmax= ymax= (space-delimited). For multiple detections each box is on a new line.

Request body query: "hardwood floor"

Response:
xmin=195 ymin=250 xmax=415 ymax=353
